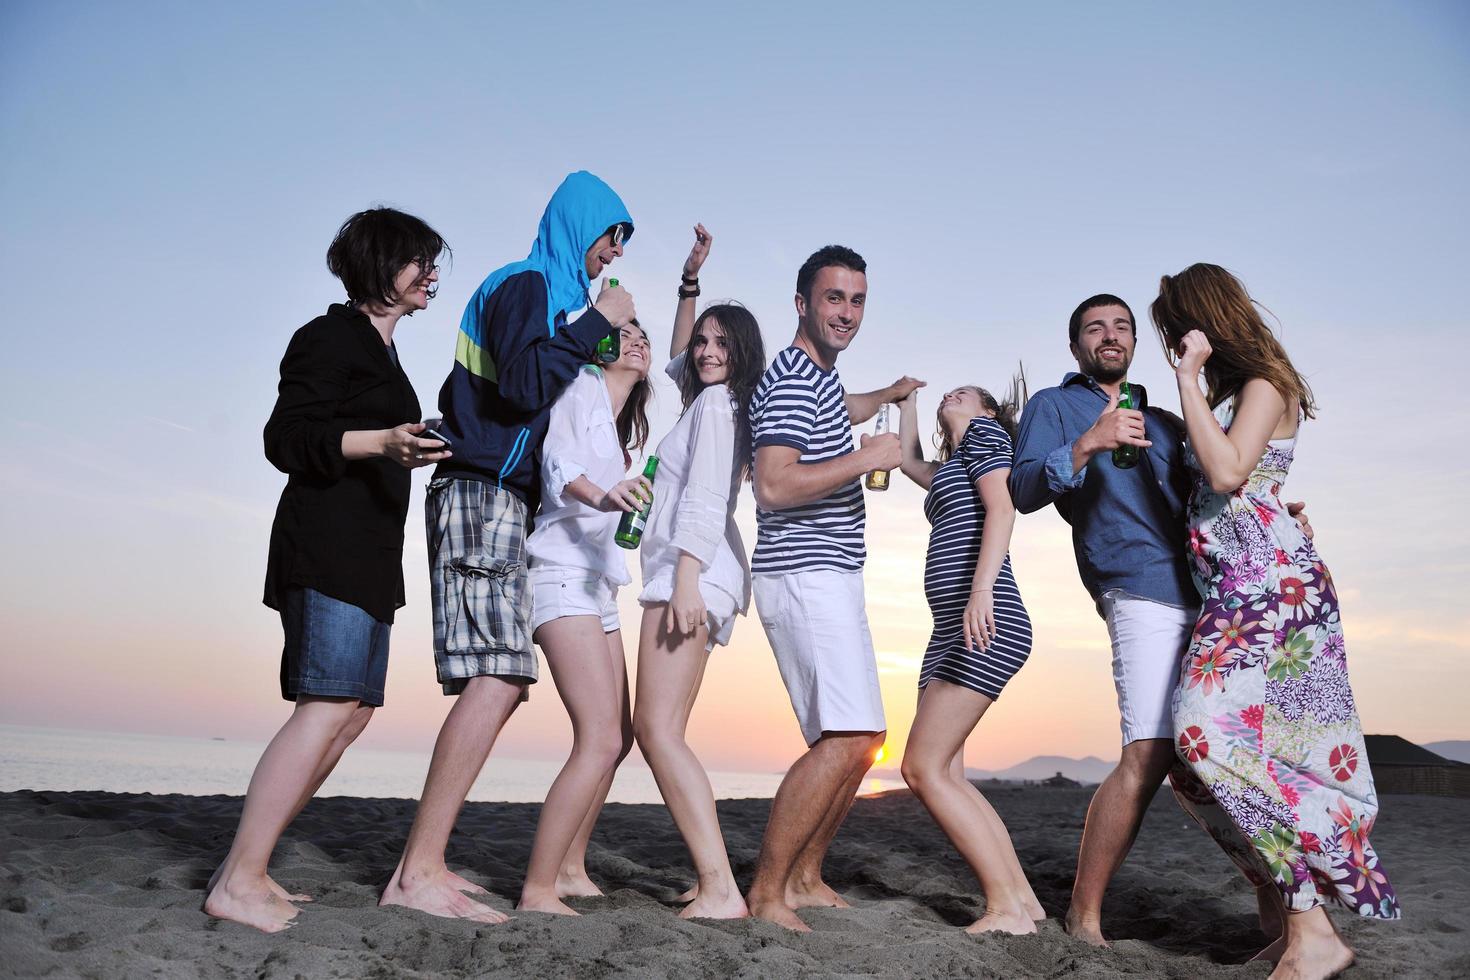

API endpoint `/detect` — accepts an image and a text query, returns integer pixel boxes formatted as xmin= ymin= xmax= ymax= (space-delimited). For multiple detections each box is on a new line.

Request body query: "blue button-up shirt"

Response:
xmin=1009 ymin=372 xmax=1197 ymax=614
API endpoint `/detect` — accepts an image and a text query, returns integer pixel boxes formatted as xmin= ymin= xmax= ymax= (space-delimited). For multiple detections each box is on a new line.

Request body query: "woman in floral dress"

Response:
xmin=1151 ymin=264 xmax=1397 ymax=980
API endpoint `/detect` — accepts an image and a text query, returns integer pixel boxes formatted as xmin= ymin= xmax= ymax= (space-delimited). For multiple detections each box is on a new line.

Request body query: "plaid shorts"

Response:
xmin=426 ymin=478 xmax=536 ymax=696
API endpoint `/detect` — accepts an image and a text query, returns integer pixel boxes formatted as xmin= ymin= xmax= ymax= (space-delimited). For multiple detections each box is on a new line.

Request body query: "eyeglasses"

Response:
xmin=608 ymin=223 xmax=628 ymax=248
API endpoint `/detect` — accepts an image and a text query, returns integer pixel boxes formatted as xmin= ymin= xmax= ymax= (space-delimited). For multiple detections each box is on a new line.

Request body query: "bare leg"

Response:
xmin=747 ymin=731 xmax=885 ymax=931
xmin=1266 ymin=906 xmax=1354 ymax=979
xmin=902 ymin=681 xmax=1036 ymax=934
xmin=943 ymin=749 xmax=1045 ymax=920
xmin=205 ymin=697 xmax=365 ymax=932
xmin=207 ymin=702 xmax=376 ymax=903
xmin=1065 ymin=737 xmax=1176 ymax=946
xmin=380 ymin=675 xmax=524 ymax=922
xmin=784 ymin=746 xmax=873 ymax=909
xmin=517 ymin=617 xmax=629 ymax=915
xmin=557 ymin=628 xmax=634 ymax=899
xmin=634 ymin=606 xmax=748 ymax=919
xmin=671 ymin=647 xmax=714 ymax=906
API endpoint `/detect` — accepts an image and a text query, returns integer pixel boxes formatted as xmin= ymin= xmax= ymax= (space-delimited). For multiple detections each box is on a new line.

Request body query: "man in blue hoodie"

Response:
xmin=381 ymin=171 xmax=636 ymax=922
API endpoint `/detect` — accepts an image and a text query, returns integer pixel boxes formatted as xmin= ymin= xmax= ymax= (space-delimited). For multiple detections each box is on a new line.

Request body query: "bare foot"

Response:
xmin=204 ymin=874 xmax=300 ymax=933
xmin=444 ymin=869 xmax=489 ymax=896
xmin=1064 ymin=907 xmax=1109 ymax=948
xmin=555 ymin=871 xmax=604 ymax=899
xmin=966 ymin=909 xmax=1040 ymax=936
xmin=680 ymin=885 xmax=750 ymax=920
xmin=207 ymin=866 xmax=311 ymax=903
xmin=1252 ymin=936 xmax=1288 ymax=963
xmin=675 ymin=883 xmax=698 ymax=904
xmin=1269 ymin=934 xmax=1354 ymax=980
xmin=380 ymin=866 xmax=508 ymax=923
xmin=785 ymin=879 xmax=850 ymax=909
xmin=516 ymin=893 xmax=579 ymax=916
xmin=1025 ymin=896 xmax=1046 ymax=921
xmin=749 ymin=898 xmax=811 ymax=933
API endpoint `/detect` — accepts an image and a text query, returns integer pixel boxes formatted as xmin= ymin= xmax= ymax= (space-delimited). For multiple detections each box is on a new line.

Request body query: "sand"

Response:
xmin=1 ymin=786 xmax=1464 ymax=978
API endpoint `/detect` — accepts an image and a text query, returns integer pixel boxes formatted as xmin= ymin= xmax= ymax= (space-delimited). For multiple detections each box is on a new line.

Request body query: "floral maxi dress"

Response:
xmin=1168 ymin=400 xmax=1399 ymax=919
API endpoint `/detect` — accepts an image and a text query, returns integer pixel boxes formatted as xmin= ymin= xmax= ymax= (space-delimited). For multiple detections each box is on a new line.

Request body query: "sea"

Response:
xmin=0 ymin=724 xmax=902 ymax=805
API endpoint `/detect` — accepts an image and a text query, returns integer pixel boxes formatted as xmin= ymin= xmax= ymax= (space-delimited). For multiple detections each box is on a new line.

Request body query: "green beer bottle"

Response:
xmin=595 ymin=278 xmax=621 ymax=364
xmin=615 ymin=455 xmax=659 ymax=549
xmin=1112 ymin=382 xmax=1139 ymax=469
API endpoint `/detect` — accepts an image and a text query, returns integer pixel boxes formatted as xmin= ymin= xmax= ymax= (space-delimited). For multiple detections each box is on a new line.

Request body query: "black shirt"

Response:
xmin=263 ymin=304 xmax=422 ymax=623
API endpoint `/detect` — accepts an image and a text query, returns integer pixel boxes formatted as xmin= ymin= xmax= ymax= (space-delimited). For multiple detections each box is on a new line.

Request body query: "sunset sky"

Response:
xmin=2 ymin=2 xmax=1466 ymax=779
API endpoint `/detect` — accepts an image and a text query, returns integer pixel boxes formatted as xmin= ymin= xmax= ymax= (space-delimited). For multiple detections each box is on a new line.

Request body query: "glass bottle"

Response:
xmin=596 ymin=278 xmax=621 ymax=364
xmin=865 ymin=404 xmax=892 ymax=491
xmin=615 ymin=455 xmax=660 ymax=549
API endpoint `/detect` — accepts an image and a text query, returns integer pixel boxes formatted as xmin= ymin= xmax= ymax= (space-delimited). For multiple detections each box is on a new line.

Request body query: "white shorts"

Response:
xmin=530 ymin=565 xmax=621 ymax=635
xmin=754 ymin=569 xmax=886 ymax=746
xmin=1101 ymin=591 xmax=1196 ymax=745
xmin=638 ymin=579 xmax=742 ymax=650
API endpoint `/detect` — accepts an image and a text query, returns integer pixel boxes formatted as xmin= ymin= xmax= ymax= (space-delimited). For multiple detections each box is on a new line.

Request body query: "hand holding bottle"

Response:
xmin=858 ymin=431 xmax=902 ymax=472
xmin=599 ymin=475 xmax=653 ymax=513
xmin=595 ymin=277 xmax=636 ymax=328
xmin=1078 ymin=389 xmax=1150 ymax=463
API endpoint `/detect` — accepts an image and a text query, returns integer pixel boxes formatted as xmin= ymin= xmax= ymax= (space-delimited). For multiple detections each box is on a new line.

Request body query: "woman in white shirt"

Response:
xmin=633 ymin=227 xmax=767 ymax=919
xmin=516 ymin=322 xmax=654 ymax=916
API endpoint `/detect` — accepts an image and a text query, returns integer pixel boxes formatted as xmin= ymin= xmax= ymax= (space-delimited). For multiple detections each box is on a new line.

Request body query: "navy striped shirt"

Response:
xmin=751 ymin=347 xmax=865 ymax=574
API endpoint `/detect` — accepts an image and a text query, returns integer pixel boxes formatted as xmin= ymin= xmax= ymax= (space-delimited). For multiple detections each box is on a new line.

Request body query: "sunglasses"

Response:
xmin=607 ymin=223 xmax=629 ymax=248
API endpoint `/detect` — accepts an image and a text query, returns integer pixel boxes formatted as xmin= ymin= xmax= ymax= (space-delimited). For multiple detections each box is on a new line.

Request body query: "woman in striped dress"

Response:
xmin=895 ymin=379 xmax=1042 ymax=935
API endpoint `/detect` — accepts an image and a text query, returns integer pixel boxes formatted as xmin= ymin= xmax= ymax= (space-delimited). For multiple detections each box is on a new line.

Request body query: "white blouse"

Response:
xmin=527 ymin=366 xmax=631 ymax=586
xmin=638 ymin=355 xmax=751 ymax=614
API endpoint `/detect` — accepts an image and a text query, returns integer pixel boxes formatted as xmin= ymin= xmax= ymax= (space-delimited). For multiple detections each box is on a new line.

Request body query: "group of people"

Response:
xmin=205 ymin=170 xmax=1398 ymax=980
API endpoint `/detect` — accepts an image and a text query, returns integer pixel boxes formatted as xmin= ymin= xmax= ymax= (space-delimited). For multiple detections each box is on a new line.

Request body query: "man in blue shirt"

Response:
xmin=1010 ymin=294 xmax=1307 ymax=946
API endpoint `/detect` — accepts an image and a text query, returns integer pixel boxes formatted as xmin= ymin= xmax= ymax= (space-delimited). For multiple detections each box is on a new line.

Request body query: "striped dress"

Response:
xmin=919 ymin=417 xmax=1032 ymax=700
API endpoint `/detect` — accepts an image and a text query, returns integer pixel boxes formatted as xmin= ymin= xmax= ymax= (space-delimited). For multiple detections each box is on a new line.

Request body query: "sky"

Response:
xmin=1 ymin=1 xmax=1467 ymax=778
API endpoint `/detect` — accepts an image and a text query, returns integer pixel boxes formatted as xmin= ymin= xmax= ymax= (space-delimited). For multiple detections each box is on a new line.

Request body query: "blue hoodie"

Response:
xmin=434 ymin=171 xmax=633 ymax=511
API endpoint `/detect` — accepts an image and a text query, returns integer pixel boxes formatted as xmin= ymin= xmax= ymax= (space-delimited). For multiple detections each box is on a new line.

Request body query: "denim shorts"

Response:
xmin=279 ymin=588 xmax=391 ymax=707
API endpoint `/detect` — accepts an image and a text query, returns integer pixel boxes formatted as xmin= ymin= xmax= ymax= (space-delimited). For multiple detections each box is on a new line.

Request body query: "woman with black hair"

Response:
xmin=205 ymin=207 xmax=451 ymax=933
xmin=893 ymin=376 xmax=1045 ymax=934
xmin=632 ymin=226 xmax=766 ymax=919
xmin=515 ymin=321 xmax=656 ymax=916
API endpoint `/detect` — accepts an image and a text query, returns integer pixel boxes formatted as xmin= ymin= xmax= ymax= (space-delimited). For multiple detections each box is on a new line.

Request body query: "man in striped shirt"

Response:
xmin=746 ymin=245 xmax=923 ymax=931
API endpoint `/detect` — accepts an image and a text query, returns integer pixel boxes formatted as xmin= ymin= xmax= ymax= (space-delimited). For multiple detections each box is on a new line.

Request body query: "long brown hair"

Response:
xmin=676 ymin=303 xmax=766 ymax=479
xmin=934 ymin=366 xmax=1028 ymax=462
xmin=1150 ymin=264 xmax=1316 ymax=419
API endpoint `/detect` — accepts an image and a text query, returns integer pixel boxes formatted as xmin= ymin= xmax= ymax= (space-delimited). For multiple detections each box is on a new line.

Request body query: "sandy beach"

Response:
xmin=1 ymin=785 xmax=1463 ymax=979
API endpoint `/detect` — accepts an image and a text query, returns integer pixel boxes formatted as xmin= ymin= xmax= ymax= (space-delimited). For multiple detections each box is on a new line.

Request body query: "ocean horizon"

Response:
xmin=0 ymin=724 xmax=903 ymax=805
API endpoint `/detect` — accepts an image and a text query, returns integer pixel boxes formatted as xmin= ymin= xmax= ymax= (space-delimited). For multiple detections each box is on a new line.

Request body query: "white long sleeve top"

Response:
xmin=638 ymin=355 xmax=751 ymax=613
xmin=526 ymin=366 xmax=631 ymax=586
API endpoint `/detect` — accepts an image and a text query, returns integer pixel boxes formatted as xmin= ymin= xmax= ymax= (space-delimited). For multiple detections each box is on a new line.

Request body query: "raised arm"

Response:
xmin=1173 ymin=330 xmax=1287 ymax=493
xmin=897 ymin=390 xmax=938 ymax=490
xmin=668 ymin=224 xmax=711 ymax=359
xmin=846 ymin=375 xmax=926 ymax=425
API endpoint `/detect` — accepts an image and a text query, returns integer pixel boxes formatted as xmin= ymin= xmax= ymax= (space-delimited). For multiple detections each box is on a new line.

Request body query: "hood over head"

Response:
xmin=529 ymin=171 xmax=633 ymax=326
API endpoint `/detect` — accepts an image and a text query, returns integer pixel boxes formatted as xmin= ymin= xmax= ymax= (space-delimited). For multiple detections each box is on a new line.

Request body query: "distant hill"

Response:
xmin=872 ymin=755 xmax=1117 ymax=785
xmin=1425 ymin=741 xmax=1470 ymax=765
xmin=1364 ymin=734 xmax=1458 ymax=766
